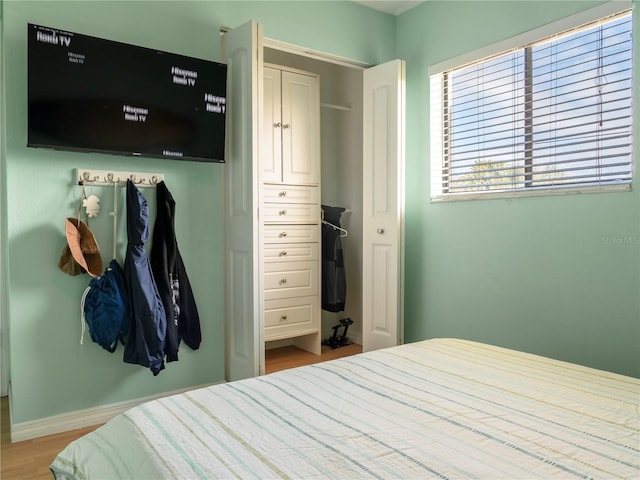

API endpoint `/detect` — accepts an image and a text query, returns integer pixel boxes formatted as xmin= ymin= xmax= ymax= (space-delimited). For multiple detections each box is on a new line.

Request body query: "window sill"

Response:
xmin=430 ymin=183 xmax=632 ymax=203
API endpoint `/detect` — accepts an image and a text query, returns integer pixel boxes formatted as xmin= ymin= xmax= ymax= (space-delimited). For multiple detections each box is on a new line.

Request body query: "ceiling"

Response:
xmin=352 ymin=0 xmax=425 ymax=16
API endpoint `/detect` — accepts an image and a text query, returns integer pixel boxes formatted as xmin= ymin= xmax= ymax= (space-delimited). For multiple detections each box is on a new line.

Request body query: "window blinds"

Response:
xmin=440 ymin=10 xmax=633 ymax=195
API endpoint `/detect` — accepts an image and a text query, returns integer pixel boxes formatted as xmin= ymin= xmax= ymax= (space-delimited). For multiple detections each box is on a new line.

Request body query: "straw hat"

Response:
xmin=62 ymin=218 xmax=102 ymax=277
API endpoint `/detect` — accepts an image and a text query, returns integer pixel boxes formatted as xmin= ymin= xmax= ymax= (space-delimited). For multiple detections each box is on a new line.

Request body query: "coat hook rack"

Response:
xmin=76 ymin=168 xmax=164 ymax=187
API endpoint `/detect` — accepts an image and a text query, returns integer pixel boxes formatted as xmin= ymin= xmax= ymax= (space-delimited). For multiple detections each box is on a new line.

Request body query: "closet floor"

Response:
xmin=265 ymin=343 xmax=362 ymax=374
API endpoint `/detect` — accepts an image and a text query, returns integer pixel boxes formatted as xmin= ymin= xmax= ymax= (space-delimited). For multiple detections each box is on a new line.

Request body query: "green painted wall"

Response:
xmin=1 ymin=0 xmax=393 ymax=425
xmin=3 ymin=0 xmax=639 ymax=429
xmin=398 ymin=0 xmax=640 ymax=378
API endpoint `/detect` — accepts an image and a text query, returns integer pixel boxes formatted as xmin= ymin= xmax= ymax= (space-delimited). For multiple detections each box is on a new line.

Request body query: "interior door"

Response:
xmin=362 ymin=59 xmax=406 ymax=352
xmin=221 ymin=21 xmax=264 ymax=381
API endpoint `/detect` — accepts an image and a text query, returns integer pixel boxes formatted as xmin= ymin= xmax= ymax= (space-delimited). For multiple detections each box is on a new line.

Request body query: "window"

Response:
xmin=430 ymin=6 xmax=633 ymax=200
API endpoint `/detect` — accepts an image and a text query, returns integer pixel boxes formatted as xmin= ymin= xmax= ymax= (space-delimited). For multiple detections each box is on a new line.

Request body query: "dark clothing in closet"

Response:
xmin=150 ymin=181 xmax=201 ymax=362
xmin=321 ymin=205 xmax=346 ymax=312
xmin=122 ymin=180 xmax=167 ymax=376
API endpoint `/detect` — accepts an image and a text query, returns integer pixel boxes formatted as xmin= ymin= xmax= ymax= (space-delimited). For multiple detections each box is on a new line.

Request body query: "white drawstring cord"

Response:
xmin=80 ymin=286 xmax=91 ymax=344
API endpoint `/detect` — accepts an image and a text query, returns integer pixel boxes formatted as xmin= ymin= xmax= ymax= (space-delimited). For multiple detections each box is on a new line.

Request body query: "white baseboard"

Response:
xmin=348 ymin=332 xmax=363 ymax=346
xmin=10 ymin=382 xmax=220 ymax=443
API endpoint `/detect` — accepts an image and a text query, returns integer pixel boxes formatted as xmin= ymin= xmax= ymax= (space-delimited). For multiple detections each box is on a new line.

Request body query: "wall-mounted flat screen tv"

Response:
xmin=28 ymin=24 xmax=227 ymax=163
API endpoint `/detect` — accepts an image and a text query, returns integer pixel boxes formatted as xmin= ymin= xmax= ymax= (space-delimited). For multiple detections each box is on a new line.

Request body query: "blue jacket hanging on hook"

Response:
xmin=150 ymin=181 xmax=201 ymax=362
xmin=122 ymin=180 xmax=167 ymax=375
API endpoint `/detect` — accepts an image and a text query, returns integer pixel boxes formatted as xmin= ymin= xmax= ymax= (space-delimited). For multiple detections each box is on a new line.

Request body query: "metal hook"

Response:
xmin=79 ymin=171 xmax=99 ymax=184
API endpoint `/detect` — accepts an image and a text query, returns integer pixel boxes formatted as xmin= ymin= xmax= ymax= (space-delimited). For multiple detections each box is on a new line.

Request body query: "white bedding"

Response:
xmin=50 ymin=338 xmax=640 ymax=479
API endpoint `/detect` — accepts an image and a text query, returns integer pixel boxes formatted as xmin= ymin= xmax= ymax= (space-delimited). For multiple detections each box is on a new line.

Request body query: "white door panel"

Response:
xmin=282 ymin=72 xmax=320 ymax=184
xmin=222 ymin=21 xmax=264 ymax=381
xmin=262 ymin=67 xmax=282 ymax=183
xmin=362 ymin=59 xmax=405 ymax=352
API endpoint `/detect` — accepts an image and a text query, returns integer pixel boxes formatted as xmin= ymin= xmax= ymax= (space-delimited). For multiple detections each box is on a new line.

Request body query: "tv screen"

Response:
xmin=28 ymin=23 xmax=227 ymax=163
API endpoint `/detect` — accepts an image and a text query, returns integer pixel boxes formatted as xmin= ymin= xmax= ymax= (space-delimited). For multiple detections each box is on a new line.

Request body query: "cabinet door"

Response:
xmin=262 ymin=67 xmax=282 ymax=183
xmin=281 ymin=71 xmax=320 ymax=185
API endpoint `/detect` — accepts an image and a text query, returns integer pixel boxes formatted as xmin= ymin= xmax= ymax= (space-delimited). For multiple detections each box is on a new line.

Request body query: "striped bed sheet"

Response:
xmin=50 ymin=338 xmax=639 ymax=479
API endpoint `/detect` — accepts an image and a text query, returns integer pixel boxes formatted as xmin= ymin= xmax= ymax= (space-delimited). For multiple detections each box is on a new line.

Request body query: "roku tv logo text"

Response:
xmin=36 ymin=30 xmax=71 ymax=47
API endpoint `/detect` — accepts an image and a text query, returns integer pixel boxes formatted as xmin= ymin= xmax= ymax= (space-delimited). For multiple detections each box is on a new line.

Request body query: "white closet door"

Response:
xmin=222 ymin=21 xmax=264 ymax=381
xmin=362 ymin=59 xmax=406 ymax=353
xmin=0 ymin=17 xmax=6 ymax=396
xmin=262 ymin=67 xmax=282 ymax=183
xmin=281 ymin=71 xmax=320 ymax=185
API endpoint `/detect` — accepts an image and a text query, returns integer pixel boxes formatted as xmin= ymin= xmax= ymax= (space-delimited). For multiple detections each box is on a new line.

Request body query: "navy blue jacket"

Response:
xmin=123 ymin=180 xmax=167 ymax=375
xmin=150 ymin=181 xmax=201 ymax=362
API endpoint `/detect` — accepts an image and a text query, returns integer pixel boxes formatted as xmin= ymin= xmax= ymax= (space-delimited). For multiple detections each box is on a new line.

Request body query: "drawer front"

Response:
xmin=264 ymin=295 xmax=320 ymax=340
xmin=263 ymin=224 xmax=320 ymax=244
xmin=264 ymin=243 xmax=318 ymax=263
xmin=263 ymin=184 xmax=319 ymax=204
xmin=262 ymin=203 xmax=319 ymax=224
xmin=264 ymin=261 xmax=318 ymax=301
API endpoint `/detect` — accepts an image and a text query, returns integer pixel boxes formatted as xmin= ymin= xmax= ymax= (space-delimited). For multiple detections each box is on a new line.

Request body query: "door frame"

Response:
xmin=223 ymin=24 xmax=404 ymax=380
xmin=1 ymin=18 xmax=9 ymax=397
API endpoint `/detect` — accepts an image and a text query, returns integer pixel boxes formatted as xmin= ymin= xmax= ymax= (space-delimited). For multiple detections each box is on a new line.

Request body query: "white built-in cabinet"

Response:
xmin=261 ymin=65 xmax=322 ymax=352
xmin=263 ymin=66 xmax=320 ymax=185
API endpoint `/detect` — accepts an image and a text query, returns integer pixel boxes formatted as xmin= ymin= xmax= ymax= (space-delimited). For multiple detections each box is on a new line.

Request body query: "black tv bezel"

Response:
xmin=27 ymin=23 xmax=228 ymax=163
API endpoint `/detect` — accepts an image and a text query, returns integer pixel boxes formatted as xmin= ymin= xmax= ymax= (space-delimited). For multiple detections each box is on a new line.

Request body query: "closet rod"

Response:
xmin=320 ymin=102 xmax=351 ymax=112
xmin=76 ymin=168 xmax=164 ymax=187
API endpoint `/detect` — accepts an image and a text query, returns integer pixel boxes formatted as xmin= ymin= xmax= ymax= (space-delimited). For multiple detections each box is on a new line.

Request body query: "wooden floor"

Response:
xmin=0 ymin=396 xmax=100 ymax=480
xmin=265 ymin=342 xmax=361 ymax=374
xmin=0 ymin=343 xmax=361 ymax=479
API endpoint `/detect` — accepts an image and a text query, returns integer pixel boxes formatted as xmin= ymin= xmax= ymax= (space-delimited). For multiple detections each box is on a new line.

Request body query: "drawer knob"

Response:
xmin=281 ymin=315 xmax=287 ymax=321
xmin=279 ymin=191 xmax=287 ymax=197
xmin=280 ymin=278 xmax=287 ymax=285
xmin=279 ymin=232 xmax=288 ymax=238
xmin=377 ymin=228 xmax=385 ymax=234
xmin=279 ymin=250 xmax=287 ymax=256
xmin=279 ymin=210 xmax=287 ymax=216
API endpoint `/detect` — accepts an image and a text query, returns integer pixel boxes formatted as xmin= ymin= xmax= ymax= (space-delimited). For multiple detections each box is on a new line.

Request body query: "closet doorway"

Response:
xmin=262 ymin=47 xmax=365 ymax=362
xmin=222 ymin=22 xmax=405 ymax=381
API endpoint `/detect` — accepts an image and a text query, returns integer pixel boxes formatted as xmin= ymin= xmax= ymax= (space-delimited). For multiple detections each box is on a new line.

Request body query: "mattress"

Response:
xmin=50 ymin=338 xmax=640 ymax=479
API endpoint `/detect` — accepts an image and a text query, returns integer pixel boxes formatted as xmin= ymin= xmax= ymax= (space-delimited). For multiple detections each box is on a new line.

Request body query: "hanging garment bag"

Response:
xmin=321 ymin=205 xmax=347 ymax=312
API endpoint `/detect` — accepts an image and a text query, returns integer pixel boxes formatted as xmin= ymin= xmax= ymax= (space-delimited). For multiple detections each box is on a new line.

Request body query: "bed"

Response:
xmin=50 ymin=338 xmax=639 ymax=479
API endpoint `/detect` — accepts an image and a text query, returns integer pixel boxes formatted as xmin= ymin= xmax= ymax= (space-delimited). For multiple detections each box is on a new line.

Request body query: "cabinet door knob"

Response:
xmin=283 ymin=123 xmax=291 ymax=129
xmin=279 ymin=232 xmax=288 ymax=237
xmin=279 ymin=210 xmax=287 ymax=216
xmin=377 ymin=228 xmax=385 ymax=234
xmin=279 ymin=191 xmax=287 ymax=197
xmin=279 ymin=250 xmax=287 ymax=256
xmin=274 ymin=122 xmax=282 ymax=128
